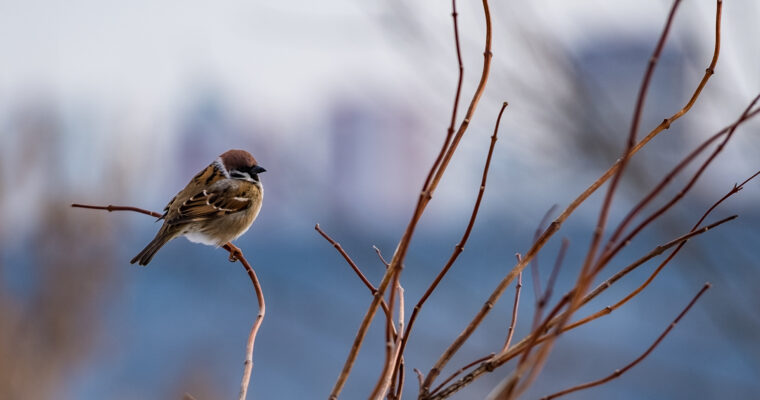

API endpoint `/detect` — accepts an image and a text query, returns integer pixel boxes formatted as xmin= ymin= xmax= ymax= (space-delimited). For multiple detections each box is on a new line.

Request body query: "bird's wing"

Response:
xmin=166 ymin=183 xmax=254 ymax=225
xmin=161 ymin=162 xmax=228 ymax=221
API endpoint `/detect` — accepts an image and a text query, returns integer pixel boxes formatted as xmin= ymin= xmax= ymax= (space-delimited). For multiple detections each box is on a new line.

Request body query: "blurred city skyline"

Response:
xmin=1 ymin=1 xmax=759 ymax=399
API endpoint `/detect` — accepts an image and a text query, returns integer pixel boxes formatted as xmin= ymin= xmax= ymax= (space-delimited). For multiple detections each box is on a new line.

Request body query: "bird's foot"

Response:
xmin=223 ymin=243 xmax=243 ymax=263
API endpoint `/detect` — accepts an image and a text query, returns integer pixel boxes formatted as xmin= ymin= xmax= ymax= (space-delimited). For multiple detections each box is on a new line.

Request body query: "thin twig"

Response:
xmin=71 ymin=203 xmax=162 ymax=218
xmin=224 ymin=242 xmax=266 ymax=400
xmin=541 ymin=284 xmax=711 ymax=400
xmin=530 ymin=205 xmax=557 ymax=305
xmin=533 ymin=239 xmax=569 ymax=330
xmin=373 ymin=245 xmax=391 ymax=268
xmin=414 ymin=368 xmax=425 ymax=392
xmin=315 ymin=224 xmax=376 ymax=294
xmin=501 ymin=272 xmax=522 ymax=353
xmin=315 ymin=224 xmax=396 ymax=332
xmin=392 ymin=283 xmax=406 ymax=399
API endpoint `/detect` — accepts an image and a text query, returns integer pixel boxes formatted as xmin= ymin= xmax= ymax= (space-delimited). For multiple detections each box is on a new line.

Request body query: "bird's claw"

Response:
xmin=224 ymin=243 xmax=243 ymax=263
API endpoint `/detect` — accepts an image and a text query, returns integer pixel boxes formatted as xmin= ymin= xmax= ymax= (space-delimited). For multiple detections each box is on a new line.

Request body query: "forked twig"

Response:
xmin=315 ymin=224 xmax=395 ymax=328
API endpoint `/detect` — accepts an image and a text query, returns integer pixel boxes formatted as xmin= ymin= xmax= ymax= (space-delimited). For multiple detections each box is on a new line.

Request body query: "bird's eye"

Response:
xmin=231 ymin=171 xmax=249 ymax=179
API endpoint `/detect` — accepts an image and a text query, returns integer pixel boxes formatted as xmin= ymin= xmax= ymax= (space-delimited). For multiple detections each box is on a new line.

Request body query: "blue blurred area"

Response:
xmin=2 ymin=1 xmax=760 ymax=399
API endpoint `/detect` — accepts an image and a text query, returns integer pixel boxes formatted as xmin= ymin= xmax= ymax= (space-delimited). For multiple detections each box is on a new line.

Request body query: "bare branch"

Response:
xmin=71 ymin=203 xmax=162 ymax=218
xmin=72 ymin=203 xmax=265 ymax=400
xmin=315 ymin=224 xmax=395 ymax=326
xmin=541 ymin=284 xmax=711 ymax=400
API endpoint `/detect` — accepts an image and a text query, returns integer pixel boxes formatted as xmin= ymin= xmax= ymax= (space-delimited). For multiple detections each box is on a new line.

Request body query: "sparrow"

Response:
xmin=130 ymin=149 xmax=265 ymax=266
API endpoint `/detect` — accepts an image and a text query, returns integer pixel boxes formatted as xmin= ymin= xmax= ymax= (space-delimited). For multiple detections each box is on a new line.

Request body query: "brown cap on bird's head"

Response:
xmin=220 ymin=149 xmax=266 ymax=176
xmin=220 ymin=149 xmax=257 ymax=170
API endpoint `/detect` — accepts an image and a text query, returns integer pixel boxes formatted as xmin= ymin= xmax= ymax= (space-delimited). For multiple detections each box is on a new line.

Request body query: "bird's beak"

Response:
xmin=250 ymin=165 xmax=266 ymax=174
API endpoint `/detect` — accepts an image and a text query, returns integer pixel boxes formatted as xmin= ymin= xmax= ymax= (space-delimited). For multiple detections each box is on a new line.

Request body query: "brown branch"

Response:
xmin=315 ymin=224 xmax=376 ymax=294
xmin=71 ymin=203 xmax=265 ymax=400
xmin=420 ymin=0 xmax=466 ymax=200
xmin=395 ymin=100 xmax=507 ymax=390
xmin=71 ymin=203 xmax=162 ymax=218
xmin=394 ymin=359 xmax=406 ymax=400
xmin=223 ymin=243 xmax=267 ymax=400
xmin=328 ymin=1 xmax=494 ymax=396
xmin=541 ymin=284 xmax=711 ymax=400
xmin=501 ymin=272 xmax=522 ymax=353
xmin=421 ymin=0 xmax=723 ymax=385
xmin=392 ymin=283 xmax=406 ymax=399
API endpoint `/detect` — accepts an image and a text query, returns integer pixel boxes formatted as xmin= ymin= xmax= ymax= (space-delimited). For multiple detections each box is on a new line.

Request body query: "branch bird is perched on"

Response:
xmin=131 ymin=149 xmax=265 ymax=266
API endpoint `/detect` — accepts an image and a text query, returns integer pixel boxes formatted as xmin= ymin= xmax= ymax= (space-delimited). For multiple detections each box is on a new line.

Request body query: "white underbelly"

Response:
xmin=185 ymin=231 xmax=222 ymax=246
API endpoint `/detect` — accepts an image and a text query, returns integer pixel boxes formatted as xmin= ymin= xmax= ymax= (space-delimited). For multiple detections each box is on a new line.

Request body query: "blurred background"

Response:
xmin=1 ymin=1 xmax=759 ymax=399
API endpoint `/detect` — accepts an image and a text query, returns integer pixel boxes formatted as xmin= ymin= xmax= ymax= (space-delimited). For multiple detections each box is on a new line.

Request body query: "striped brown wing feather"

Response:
xmin=167 ymin=187 xmax=253 ymax=225
xmin=162 ymin=162 xmax=228 ymax=222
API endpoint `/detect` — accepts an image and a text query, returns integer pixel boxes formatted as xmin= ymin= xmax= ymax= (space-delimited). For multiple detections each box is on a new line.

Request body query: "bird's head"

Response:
xmin=220 ymin=149 xmax=266 ymax=183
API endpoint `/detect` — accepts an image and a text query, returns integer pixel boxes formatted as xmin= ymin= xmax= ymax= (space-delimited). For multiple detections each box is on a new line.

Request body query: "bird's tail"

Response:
xmin=130 ymin=229 xmax=174 ymax=266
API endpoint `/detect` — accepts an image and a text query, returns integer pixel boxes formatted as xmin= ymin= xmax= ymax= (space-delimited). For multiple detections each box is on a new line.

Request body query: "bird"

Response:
xmin=130 ymin=149 xmax=265 ymax=266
